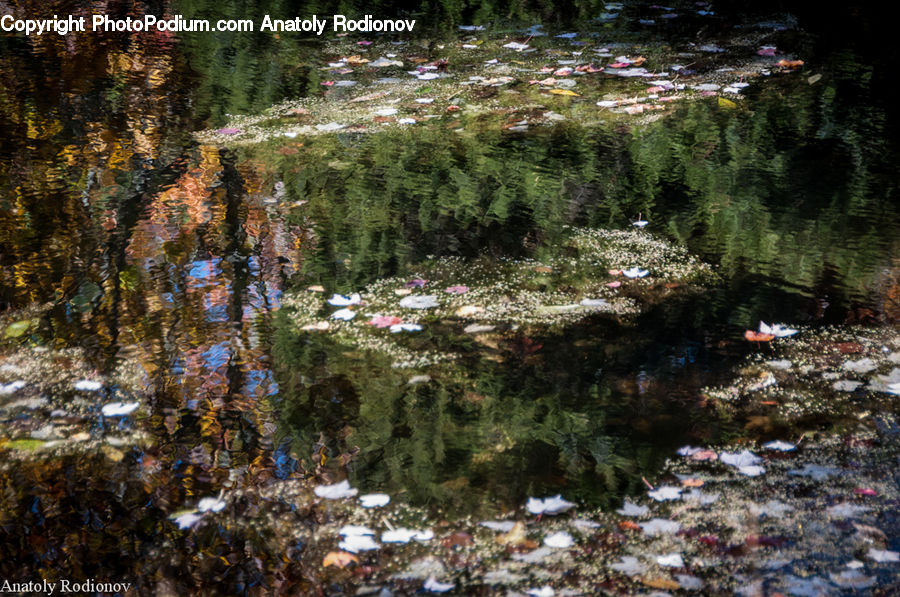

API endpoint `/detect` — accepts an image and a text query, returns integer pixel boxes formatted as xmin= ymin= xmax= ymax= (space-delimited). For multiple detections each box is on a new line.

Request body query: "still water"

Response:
xmin=1 ymin=0 xmax=898 ymax=587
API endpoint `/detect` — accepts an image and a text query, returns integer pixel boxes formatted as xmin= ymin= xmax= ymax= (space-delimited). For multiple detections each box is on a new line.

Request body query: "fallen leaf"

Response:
xmin=549 ymin=89 xmax=580 ymax=96
xmin=745 ymin=330 xmax=775 ymax=342
xmin=496 ymin=522 xmax=529 ymax=546
xmin=718 ymin=97 xmax=737 ymax=109
xmin=442 ymin=532 xmax=474 ymax=548
xmin=643 ymin=578 xmax=680 ymax=591
xmin=368 ymin=315 xmax=403 ymax=328
xmin=323 ymin=551 xmax=359 ymax=567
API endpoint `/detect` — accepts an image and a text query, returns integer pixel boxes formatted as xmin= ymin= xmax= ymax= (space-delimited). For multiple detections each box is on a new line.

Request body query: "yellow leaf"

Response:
xmin=549 ymin=89 xmax=580 ymax=96
xmin=643 ymin=578 xmax=681 ymax=591
xmin=718 ymin=97 xmax=737 ymax=109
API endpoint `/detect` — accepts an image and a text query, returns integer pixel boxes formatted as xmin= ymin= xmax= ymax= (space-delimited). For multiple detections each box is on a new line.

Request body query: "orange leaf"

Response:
xmin=744 ymin=330 xmax=774 ymax=342
xmin=323 ymin=551 xmax=359 ymax=567
xmin=643 ymin=578 xmax=680 ymax=591
xmin=776 ymin=59 xmax=804 ymax=68
xmin=618 ymin=521 xmax=641 ymax=532
xmin=681 ymin=478 xmax=704 ymax=487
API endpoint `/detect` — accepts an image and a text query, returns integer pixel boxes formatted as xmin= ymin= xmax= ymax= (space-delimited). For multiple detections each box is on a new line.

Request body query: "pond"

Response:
xmin=1 ymin=0 xmax=899 ymax=593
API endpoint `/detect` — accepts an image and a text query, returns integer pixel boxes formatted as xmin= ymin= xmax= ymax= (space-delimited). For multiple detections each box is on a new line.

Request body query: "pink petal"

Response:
xmin=321 ymin=81 xmax=335 ymax=86
xmin=606 ymin=281 xmax=622 ymax=288
xmin=444 ymin=285 xmax=469 ymax=294
xmin=368 ymin=315 xmax=403 ymax=328
xmin=357 ymin=40 xmax=373 ymax=45
xmin=854 ymin=488 xmax=878 ymax=496
xmin=217 ymin=127 xmax=241 ymax=135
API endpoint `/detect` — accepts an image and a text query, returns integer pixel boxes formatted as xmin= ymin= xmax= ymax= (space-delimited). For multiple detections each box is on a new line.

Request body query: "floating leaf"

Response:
xmin=616 ymin=500 xmax=649 ymax=517
xmin=648 ymin=486 xmax=682 ymax=501
xmin=762 ymin=440 xmax=796 ymax=452
xmin=101 ymin=402 xmax=139 ymax=416
xmin=610 ymin=556 xmax=645 ymax=576
xmin=543 ymin=531 xmax=574 ymax=548
xmin=75 ymin=380 xmax=103 ymax=391
xmin=359 ymin=493 xmax=390 ymax=508
xmin=331 ymin=308 xmax=356 ymax=320
xmin=424 ymin=577 xmax=455 ymax=593
xmin=759 ymin=321 xmax=798 ymax=337
xmin=867 ymin=548 xmax=900 ymax=563
xmin=623 ymin=267 xmax=649 ymax=278
xmin=323 ymin=551 xmax=359 ymax=567
xmin=197 ymin=497 xmax=226 ymax=513
xmin=314 ymin=480 xmax=358 ymax=499
xmin=339 ymin=535 xmax=379 ymax=553
xmin=368 ymin=315 xmax=403 ymax=328
xmin=718 ymin=97 xmax=737 ymax=109
xmin=640 ymin=518 xmax=681 ymax=536
xmin=656 ymin=553 xmax=685 ymax=567
xmin=444 ymin=285 xmax=469 ymax=294
xmin=549 ymin=89 xmax=580 ymax=96
xmin=328 ymin=293 xmax=361 ymax=306
xmin=526 ymin=494 xmax=576 ymax=515
xmin=481 ymin=520 xmax=516 ymax=532
xmin=744 ymin=330 xmax=774 ymax=342
xmin=399 ymin=295 xmax=439 ymax=309
xmin=4 ymin=320 xmax=32 ymax=338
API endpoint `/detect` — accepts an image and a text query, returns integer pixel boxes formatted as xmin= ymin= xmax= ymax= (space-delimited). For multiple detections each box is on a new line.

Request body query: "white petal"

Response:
xmin=173 ymin=512 xmax=203 ymax=530
xmin=331 ymin=308 xmax=356 ymax=320
xmin=648 ymin=486 xmax=682 ymax=501
xmin=657 ymin=553 xmax=685 ymax=567
xmin=480 ymin=520 xmax=517 ymax=531
xmin=580 ymin=298 xmax=608 ymax=307
xmin=382 ymin=528 xmax=417 ymax=543
xmin=0 ymin=380 xmax=26 ymax=395
xmin=339 ymin=535 xmax=380 ymax=552
xmin=101 ymin=402 xmax=139 ymax=416
xmin=359 ymin=493 xmax=390 ymax=508
xmin=339 ymin=525 xmax=375 ymax=536
xmin=639 ymin=518 xmax=681 ymax=536
xmin=543 ymin=531 xmax=574 ymax=548
xmin=74 ymin=380 xmax=103 ymax=391
xmin=314 ymin=480 xmax=358 ymax=499
xmin=622 ymin=267 xmax=649 ymax=278
xmin=197 ymin=497 xmax=226 ymax=513
xmin=720 ymin=450 xmax=762 ymax=468
xmin=762 ymin=440 xmax=796 ymax=452
xmin=867 ymin=548 xmax=900 ymax=563
xmin=423 ymin=576 xmax=455 ymax=592
xmin=526 ymin=494 xmax=575 ymax=515
xmin=327 ymin=293 xmax=361 ymax=306
xmin=616 ymin=500 xmax=650 ymax=516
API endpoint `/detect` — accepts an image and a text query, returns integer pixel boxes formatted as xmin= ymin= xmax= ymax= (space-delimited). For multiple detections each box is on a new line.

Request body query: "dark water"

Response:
xmin=1 ymin=0 xmax=899 ymax=587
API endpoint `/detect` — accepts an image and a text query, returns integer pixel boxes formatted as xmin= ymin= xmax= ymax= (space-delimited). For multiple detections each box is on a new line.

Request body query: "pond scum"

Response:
xmin=2 ymin=324 xmax=889 ymax=594
xmin=283 ymin=227 xmax=716 ymax=368
xmin=167 ymin=326 xmax=900 ymax=595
